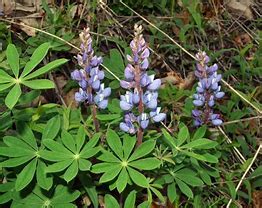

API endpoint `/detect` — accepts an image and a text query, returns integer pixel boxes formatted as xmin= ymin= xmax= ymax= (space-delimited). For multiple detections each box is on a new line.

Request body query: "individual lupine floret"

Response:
xmin=192 ymin=51 xmax=225 ymax=126
xmin=71 ymin=27 xmax=111 ymax=109
xmin=119 ymin=24 xmax=166 ymax=144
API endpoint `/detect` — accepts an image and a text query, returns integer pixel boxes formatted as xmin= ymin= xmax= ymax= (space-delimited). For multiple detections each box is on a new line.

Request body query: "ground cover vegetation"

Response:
xmin=0 ymin=0 xmax=261 ymax=207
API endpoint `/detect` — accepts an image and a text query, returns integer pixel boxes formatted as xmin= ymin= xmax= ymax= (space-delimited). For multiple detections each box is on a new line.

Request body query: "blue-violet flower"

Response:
xmin=71 ymin=27 xmax=111 ymax=109
xmin=119 ymin=24 xmax=166 ymax=135
xmin=192 ymin=51 xmax=225 ymax=126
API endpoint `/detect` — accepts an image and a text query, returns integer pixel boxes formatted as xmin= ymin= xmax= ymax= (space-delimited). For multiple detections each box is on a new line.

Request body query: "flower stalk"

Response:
xmin=71 ymin=27 xmax=111 ymax=132
xmin=192 ymin=51 xmax=225 ymax=126
xmin=119 ymin=24 xmax=166 ymax=145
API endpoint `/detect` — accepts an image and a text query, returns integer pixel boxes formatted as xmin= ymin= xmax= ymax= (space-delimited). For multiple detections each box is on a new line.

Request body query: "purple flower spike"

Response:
xmin=192 ymin=51 xmax=225 ymax=126
xmin=119 ymin=24 xmax=166 ymax=135
xmin=71 ymin=27 xmax=111 ymax=109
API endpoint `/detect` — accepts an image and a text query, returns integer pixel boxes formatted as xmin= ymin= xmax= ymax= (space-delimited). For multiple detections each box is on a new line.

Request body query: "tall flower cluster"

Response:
xmin=192 ymin=51 xmax=225 ymax=126
xmin=119 ymin=25 xmax=166 ymax=135
xmin=71 ymin=27 xmax=111 ymax=109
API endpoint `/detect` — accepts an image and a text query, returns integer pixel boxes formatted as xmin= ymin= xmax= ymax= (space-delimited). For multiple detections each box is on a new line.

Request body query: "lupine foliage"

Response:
xmin=0 ymin=4 xmax=261 ymax=208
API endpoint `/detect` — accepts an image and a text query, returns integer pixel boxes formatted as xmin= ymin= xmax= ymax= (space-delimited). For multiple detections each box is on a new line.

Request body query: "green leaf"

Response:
xmin=5 ymin=84 xmax=21 ymax=109
xmin=99 ymin=165 xmax=122 ymax=183
xmin=106 ymin=129 xmax=123 ymax=159
xmin=175 ymin=178 xmax=193 ymax=198
xmin=104 ymin=194 xmax=120 ymax=208
xmin=92 ymin=163 xmax=116 ymax=173
xmin=124 ymin=191 xmax=136 ymax=208
xmin=46 ymin=160 xmax=73 ymax=173
xmin=103 ymin=49 xmax=125 ymax=79
xmin=64 ymin=160 xmax=78 ymax=182
xmin=167 ymin=182 xmax=177 ymax=203
xmin=42 ymin=115 xmax=61 ymax=140
xmin=97 ymin=150 xmax=121 ymax=163
xmin=36 ymin=160 xmax=53 ymax=190
xmin=150 ymin=187 xmax=165 ymax=202
xmin=226 ymin=181 xmax=236 ymax=200
xmin=129 ymin=158 xmax=161 ymax=170
xmin=0 ymin=147 xmax=34 ymax=157
xmin=17 ymin=122 xmax=38 ymax=150
xmin=0 ymin=155 xmax=34 ymax=167
xmin=127 ymin=167 xmax=148 ymax=188
xmin=50 ymin=185 xmax=80 ymax=204
xmin=15 ymin=159 xmax=37 ymax=191
xmin=181 ymin=139 xmax=218 ymax=149
xmin=78 ymin=159 xmax=91 ymax=171
xmin=43 ymin=139 xmax=73 ymax=155
xmin=39 ymin=150 xmax=73 ymax=162
xmin=6 ymin=44 xmax=19 ymax=78
xmin=0 ymin=82 xmax=14 ymax=92
xmin=21 ymin=42 xmax=50 ymax=77
xmin=192 ymin=126 xmax=207 ymax=140
xmin=96 ymin=114 xmax=121 ymax=121
xmin=3 ymin=136 xmax=32 ymax=150
xmin=162 ymin=129 xmax=177 ymax=148
xmin=176 ymin=173 xmax=203 ymax=186
xmin=23 ymin=58 xmax=68 ymax=80
xmin=76 ymin=126 xmax=86 ymax=152
xmin=177 ymin=124 xmax=189 ymax=146
xmin=80 ymin=146 xmax=100 ymax=159
xmin=0 ymin=69 xmax=13 ymax=83
xmin=128 ymin=140 xmax=155 ymax=161
xmin=22 ymin=79 xmax=55 ymax=89
xmin=138 ymin=201 xmax=150 ymax=208
xmin=116 ymin=168 xmax=128 ymax=193
xmin=81 ymin=133 xmax=101 ymax=151
xmin=62 ymin=131 xmax=77 ymax=153
xmin=123 ymin=135 xmax=136 ymax=160
xmin=79 ymin=175 xmax=98 ymax=208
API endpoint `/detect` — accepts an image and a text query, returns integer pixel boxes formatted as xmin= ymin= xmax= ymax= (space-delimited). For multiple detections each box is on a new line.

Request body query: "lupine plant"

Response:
xmin=71 ymin=26 xmax=111 ymax=131
xmin=0 ymin=16 xmax=259 ymax=208
xmin=192 ymin=51 xmax=225 ymax=126
xmin=119 ymin=24 xmax=166 ymax=145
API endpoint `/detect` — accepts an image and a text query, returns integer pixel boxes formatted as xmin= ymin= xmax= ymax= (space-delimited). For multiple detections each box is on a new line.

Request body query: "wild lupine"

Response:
xmin=192 ymin=51 xmax=225 ymax=126
xmin=119 ymin=24 xmax=166 ymax=144
xmin=71 ymin=27 xmax=111 ymax=109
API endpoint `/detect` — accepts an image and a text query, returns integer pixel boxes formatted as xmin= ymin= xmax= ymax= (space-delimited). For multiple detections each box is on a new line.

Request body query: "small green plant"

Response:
xmin=92 ymin=129 xmax=161 ymax=192
xmin=0 ymin=43 xmax=67 ymax=109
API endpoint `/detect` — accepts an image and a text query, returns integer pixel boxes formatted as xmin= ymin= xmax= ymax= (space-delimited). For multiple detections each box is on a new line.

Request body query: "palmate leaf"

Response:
xmin=92 ymin=130 xmax=159 ymax=192
xmin=0 ymin=127 xmax=53 ymax=191
xmin=23 ymin=58 xmax=68 ymax=80
xmin=42 ymin=129 xmax=100 ymax=183
xmin=21 ymin=42 xmax=50 ymax=77
xmin=11 ymin=184 xmax=80 ymax=208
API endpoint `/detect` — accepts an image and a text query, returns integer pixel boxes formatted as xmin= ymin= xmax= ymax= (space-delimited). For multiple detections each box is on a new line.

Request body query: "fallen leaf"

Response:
xmin=234 ymin=33 xmax=252 ymax=48
xmin=226 ymin=0 xmax=254 ymax=20
xmin=1 ymin=0 xmax=15 ymax=15
xmin=253 ymin=191 xmax=262 ymax=208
